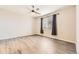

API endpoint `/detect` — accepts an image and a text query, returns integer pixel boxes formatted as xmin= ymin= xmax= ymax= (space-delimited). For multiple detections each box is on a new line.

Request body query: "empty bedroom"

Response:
xmin=0 ymin=5 xmax=76 ymax=54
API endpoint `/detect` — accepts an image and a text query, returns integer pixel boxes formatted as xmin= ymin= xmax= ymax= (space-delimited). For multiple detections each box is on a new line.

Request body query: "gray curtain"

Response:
xmin=40 ymin=18 xmax=44 ymax=34
xmin=51 ymin=14 xmax=57 ymax=35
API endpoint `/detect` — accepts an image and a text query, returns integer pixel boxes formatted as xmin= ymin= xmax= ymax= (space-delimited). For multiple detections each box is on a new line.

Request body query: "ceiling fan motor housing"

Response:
xmin=32 ymin=10 xmax=34 ymax=12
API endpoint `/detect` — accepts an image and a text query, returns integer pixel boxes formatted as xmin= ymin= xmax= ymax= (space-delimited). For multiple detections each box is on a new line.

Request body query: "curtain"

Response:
xmin=51 ymin=14 xmax=57 ymax=35
xmin=40 ymin=18 xmax=44 ymax=34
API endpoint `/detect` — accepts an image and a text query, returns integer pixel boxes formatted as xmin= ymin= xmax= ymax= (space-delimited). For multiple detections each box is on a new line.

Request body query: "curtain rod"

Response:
xmin=41 ymin=13 xmax=59 ymax=18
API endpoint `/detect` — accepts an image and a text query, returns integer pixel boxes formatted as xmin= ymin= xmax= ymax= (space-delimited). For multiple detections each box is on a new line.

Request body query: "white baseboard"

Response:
xmin=35 ymin=34 xmax=75 ymax=44
xmin=0 ymin=34 xmax=34 ymax=40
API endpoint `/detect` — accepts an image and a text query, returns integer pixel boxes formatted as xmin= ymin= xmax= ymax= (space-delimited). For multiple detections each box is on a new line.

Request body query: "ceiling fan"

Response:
xmin=26 ymin=5 xmax=40 ymax=14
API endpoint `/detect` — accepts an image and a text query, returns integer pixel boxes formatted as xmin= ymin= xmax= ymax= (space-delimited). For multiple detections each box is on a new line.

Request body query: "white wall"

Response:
xmin=35 ymin=6 xmax=76 ymax=43
xmin=0 ymin=6 xmax=76 ymax=44
xmin=0 ymin=8 xmax=34 ymax=40
xmin=76 ymin=5 xmax=79 ymax=53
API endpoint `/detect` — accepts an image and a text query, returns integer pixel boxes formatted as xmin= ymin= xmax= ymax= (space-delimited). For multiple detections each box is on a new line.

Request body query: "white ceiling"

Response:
xmin=0 ymin=5 xmax=66 ymax=17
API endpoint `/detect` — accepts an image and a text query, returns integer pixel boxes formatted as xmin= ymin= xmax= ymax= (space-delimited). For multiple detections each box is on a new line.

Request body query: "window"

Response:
xmin=43 ymin=16 xmax=52 ymax=30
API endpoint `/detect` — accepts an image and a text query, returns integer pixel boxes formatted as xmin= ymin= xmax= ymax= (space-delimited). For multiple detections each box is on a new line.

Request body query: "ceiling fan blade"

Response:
xmin=36 ymin=8 xmax=39 ymax=11
xmin=26 ymin=7 xmax=32 ymax=11
xmin=34 ymin=11 xmax=40 ymax=14
xmin=32 ymin=5 xmax=34 ymax=8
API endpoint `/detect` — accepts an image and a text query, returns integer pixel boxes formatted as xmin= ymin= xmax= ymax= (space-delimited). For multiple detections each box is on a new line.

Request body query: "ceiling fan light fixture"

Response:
xmin=26 ymin=5 xmax=40 ymax=15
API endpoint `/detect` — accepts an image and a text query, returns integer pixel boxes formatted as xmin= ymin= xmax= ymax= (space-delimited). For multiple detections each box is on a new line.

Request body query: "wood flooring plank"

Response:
xmin=0 ymin=35 xmax=76 ymax=54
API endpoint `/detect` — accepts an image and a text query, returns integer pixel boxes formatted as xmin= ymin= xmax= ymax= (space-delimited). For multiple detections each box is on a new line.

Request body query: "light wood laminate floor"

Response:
xmin=0 ymin=35 xmax=76 ymax=54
